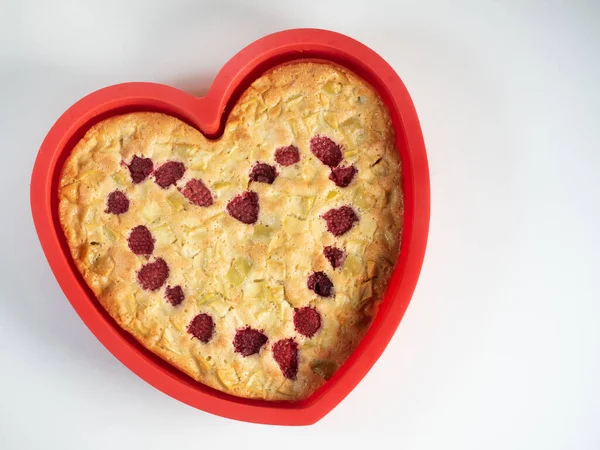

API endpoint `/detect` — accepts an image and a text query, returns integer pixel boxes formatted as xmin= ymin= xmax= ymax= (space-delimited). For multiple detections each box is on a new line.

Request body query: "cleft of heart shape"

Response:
xmin=58 ymin=62 xmax=403 ymax=401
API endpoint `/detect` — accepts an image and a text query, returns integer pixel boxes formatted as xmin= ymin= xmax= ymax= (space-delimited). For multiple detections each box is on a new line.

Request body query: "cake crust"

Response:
xmin=58 ymin=62 xmax=403 ymax=400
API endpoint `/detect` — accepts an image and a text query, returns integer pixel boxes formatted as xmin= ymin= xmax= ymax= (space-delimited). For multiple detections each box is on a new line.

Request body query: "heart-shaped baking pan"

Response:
xmin=30 ymin=29 xmax=429 ymax=425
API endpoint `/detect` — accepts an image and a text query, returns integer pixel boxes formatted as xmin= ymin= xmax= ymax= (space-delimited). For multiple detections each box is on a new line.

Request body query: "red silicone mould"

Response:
xmin=30 ymin=29 xmax=429 ymax=425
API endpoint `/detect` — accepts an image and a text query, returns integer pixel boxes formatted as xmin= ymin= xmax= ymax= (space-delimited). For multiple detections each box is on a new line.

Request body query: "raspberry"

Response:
xmin=181 ymin=178 xmax=213 ymax=207
xmin=128 ymin=155 xmax=153 ymax=184
xmin=294 ymin=307 xmax=321 ymax=337
xmin=105 ymin=190 xmax=129 ymax=214
xmin=233 ymin=327 xmax=268 ymax=357
xmin=274 ymin=145 xmax=300 ymax=166
xmin=137 ymin=258 xmax=169 ymax=291
xmin=153 ymin=161 xmax=185 ymax=188
xmin=187 ymin=313 xmax=215 ymax=343
xmin=128 ymin=225 xmax=155 ymax=255
xmin=323 ymin=246 xmax=345 ymax=269
xmin=226 ymin=191 xmax=259 ymax=224
xmin=165 ymin=285 xmax=184 ymax=306
xmin=272 ymin=338 xmax=299 ymax=380
xmin=322 ymin=205 xmax=359 ymax=236
xmin=329 ymin=165 xmax=357 ymax=187
xmin=249 ymin=162 xmax=278 ymax=184
xmin=307 ymin=271 xmax=334 ymax=298
xmin=310 ymin=136 xmax=342 ymax=167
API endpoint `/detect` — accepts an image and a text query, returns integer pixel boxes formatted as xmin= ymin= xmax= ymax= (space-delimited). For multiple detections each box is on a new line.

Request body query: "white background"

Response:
xmin=1 ymin=0 xmax=599 ymax=448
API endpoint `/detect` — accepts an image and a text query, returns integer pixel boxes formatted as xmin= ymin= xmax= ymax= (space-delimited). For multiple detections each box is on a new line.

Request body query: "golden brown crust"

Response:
xmin=58 ymin=62 xmax=403 ymax=400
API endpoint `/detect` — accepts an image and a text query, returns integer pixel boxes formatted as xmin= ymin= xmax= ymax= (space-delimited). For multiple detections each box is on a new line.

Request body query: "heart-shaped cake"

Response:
xmin=58 ymin=62 xmax=403 ymax=400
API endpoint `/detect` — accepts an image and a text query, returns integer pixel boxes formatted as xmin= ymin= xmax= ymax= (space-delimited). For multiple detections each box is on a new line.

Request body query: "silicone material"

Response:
xmin=30 ymin=29 xmax=430 ymax=425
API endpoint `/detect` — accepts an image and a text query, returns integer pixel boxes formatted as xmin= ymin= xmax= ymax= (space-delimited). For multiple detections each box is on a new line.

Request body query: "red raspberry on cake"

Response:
xmin=187 ymin=313 xmax=215 ymax=343
xmin=274 ymin=145 xmax=300 ymax=166
xmin=310 ymin=136 xmax=343 ymax=167
xmin=128 ymin=225 xmax=155 ymax=255
xmin=137 ymin=258 xmax=169 ymax=291
xmin=226 ymin=191 xmax=259 ymax=224
xmin=181 ymin=178 xmax=213 ymax=207
xmin=272 ymin=338 xmax=299 ymax=380
xmin=233 ymin=327 xmax=268 ymax=356
xmin=294 ymin=307 xmax=321 ymax=338
xmin=127 ymin=155 xmax=153 ymax=184
xmin=105 ymin=190 xmax=129 ymax=214
xmin=307 ymin=271 xmax=334 ymax=298
xmin=153 ymin=161 xmax=185 ymax=188
xmin=322 ymin=205 xmax=359 ymax=236
xmin=165 ymin=285 xmax=184 ymax=306
xmin=323 ymin=246 xmax=346 ymax=269
xmin=249 ymin=162 xmax=278 ymax=184
xmin=329 ymin=165 xmax=357 ymax=187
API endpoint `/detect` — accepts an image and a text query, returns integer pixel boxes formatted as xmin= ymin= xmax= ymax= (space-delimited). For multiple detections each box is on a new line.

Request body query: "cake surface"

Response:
xmin=58 ymin=62 xmax=403 ymax=400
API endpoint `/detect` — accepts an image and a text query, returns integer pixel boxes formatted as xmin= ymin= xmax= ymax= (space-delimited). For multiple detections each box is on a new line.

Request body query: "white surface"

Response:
xmin=1 ymin=0 xmax=599 ymax=448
